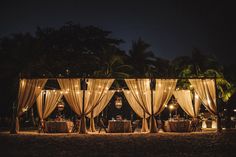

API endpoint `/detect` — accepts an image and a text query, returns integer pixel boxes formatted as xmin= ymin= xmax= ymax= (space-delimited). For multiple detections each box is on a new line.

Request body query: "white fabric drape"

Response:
xmin=15 ymin=79 xmax=47 ymax=132
xmin=17 ymin=79 xmax=47 ymax=116
xmin=125 ymin=79 xmax=152 ymax=132
xmin=87 ymin=90 xmax=115 ymax=118
xmin=123 ymin=90 xmax=149 ymax=132
xmin=154 ymin=79 xmax=177 ymax=115
xmin=174 ymin=90 xmax=195 ymax=117
xmin=194 ymin=93 xmax=201 ymax=116
xmin=189 ymin=79 xmax=217 ymax=115
xmin=82 ymin=79 xmax=114 ymax=115
xmin=87 ymin=90 xmax=115 ymax=132
xmin=57 ymin=79 xmax=82 ymax=114
xmin=36 ymin=90 xmax=63 ymax=120
xmin=125 ymin=79 xmax=177 ymax=132
xmin=125 ymin=79 xmax=152 ymax=115
xmin=58 ymin=78 xmax=114 ymax=133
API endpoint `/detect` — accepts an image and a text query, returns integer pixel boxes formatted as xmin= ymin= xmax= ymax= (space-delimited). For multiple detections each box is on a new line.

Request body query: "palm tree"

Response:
xmin=94 ymin=55 xmax=133 ymax=78
xmin=171 ymin=48 xmax=235 ymax=102
xmin=128 ymin=38 xmax=156 ymax=76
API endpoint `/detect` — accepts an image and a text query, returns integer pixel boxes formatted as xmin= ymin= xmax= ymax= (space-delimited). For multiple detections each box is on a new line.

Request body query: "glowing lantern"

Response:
xmin=57 ymin=100 xmax=65 ymax=111
xmin=115 ymin=97 xmax=122 ymax=109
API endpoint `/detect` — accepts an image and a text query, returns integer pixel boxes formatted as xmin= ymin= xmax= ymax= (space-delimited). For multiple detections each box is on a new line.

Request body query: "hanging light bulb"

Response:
xmin=115 ymin=96 xmax=122 ymax=109
xmin=57 ymin=100 xmax=65 ymax=111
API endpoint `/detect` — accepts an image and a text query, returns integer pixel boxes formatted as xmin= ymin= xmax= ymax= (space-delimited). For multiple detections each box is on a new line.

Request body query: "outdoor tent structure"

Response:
xmin=10 ymin=76 xmax=221 ymax=134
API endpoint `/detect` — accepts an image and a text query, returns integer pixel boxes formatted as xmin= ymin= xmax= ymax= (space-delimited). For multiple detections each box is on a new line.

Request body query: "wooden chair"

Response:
xmin=131 ymin=120 xmax=140 ymax=132
xmin=98 ymin=118 xmax=107 ymax=133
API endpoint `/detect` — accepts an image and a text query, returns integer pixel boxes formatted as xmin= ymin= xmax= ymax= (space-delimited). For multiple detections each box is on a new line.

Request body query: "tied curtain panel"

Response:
xmin=153 ymin=79 xmax=177 ymax=115
xmin=57 ymin=79 xmax=82 ymax=114
xmin=189 ymin=79 xmax=217 ymax=115
xmin=173 ymin=90 xmax=201 ymax=117
xmin=87 ymin=90 xmax=115 ymax=132
xmin=58 ymin=79 xmax=114 ymax=133
xmin=83 ymin=79 xmax=114 ymax=132
xmin=125 ymin=79 xmax=152 ymax=115
xmin=36 ymin=90 xmax=63 ymax=123
xmin=16 ymin=79 xmax=47 ymax=132
xmin=125 ymin=79 xmax=177 ymax=132
xmin=83 ymin=79 xmax=114 ymax=115
xmin=123 ymin=90 xmax=149 ymax=132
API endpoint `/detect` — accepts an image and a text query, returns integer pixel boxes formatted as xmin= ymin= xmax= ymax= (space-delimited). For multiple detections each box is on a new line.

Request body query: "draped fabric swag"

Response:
xmin=173 ymin=90 xmax=201 ymax=117
xmin=154 ymin=79 xmax=177 ymax=115
xmin=189 ymin=79 xmax=217 ymax=115
xmin=58 ymin=78 xmax=114 ymax=133
xmin=125 ymin=79 xmax=152 ymax=132
xmin=125 ymin=79 xmax=177 ymax=133
xmin=123 ymin=90 xmax=149 ymax=132
xmin=36 ymin=90 xmax=63 ymax=127
xmin=87 ymin=90 xmax=115 ymax=132
xmin=15 ymin=79 xmax=47 ymax=132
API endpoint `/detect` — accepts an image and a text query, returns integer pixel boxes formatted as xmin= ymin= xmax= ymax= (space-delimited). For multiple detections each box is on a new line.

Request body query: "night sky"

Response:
xmin=1 ymin=0 xmax=235 ymax=64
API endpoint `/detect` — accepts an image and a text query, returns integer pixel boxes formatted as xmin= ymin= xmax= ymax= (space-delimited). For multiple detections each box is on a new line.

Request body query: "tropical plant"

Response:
xmin=128 ymin=38 xmax=156 ymax=76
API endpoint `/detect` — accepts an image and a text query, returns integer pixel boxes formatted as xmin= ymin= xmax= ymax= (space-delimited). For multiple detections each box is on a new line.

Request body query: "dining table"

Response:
xmin=108 ymin=120 xmax=132 ymax=133
xmin=166 ymin=119 xmax=191 ymax=132
xmin=44 ymin=120 xmax=74 ymax=133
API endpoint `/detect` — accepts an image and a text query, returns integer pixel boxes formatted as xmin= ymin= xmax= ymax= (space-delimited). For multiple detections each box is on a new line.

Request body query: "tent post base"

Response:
xmin=79 ymin=115 xmax=87 ymax=134
xmin=149 ymin=116 xmax=158 ymax=133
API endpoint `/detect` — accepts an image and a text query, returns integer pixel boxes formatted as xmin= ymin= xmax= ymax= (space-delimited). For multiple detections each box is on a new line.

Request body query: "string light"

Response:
xmin=195 ymin=94 xmax=199 ymax=99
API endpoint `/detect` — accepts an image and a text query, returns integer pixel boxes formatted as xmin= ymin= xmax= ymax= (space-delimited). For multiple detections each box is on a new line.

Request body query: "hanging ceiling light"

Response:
xmin=115 ymin=96 xmax=122 ymax=109
xmin=57 ymin=100 xmax=65 ymax=111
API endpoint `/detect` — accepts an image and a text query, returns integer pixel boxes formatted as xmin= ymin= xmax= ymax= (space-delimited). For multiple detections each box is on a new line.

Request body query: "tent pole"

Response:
xmin=79 ymin=77 xmax=87 ymax=134
xmin=149 ymin=79 xmax=158 ymax=133
xmin=215 ymin=77 xmax=222 ymax=133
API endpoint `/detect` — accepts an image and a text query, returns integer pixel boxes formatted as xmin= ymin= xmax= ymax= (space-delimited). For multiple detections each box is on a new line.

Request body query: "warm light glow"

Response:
xmin=115 ymin=97 xmax=122 ymax=109
xmin=76 ymin=91 xmax=80 ymax=94
xmin=212 ymin=121 xmax=217 ymax=129
xmin=202 ymin=121 xmax=206 ymax=128
xmin=207 ymin=98 xmax=211 ymax=105
xmin=158 ymin=83 xmax=161 ymax=87
xmin=195 ymin=94 xmax=199 ymax=99
xmin=21 ymin=80 xmax=25 ymax=86
xmin=165 ymin=104 xmax=168 ymax=108
xmin=169 ymin=105 xmax=174 ymax=110
xmin=234 ymin=109 xmax=236 ymax=112
xmin=37 ymin=86 xmax=41 ymax=89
